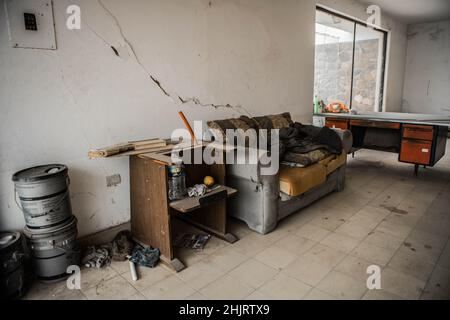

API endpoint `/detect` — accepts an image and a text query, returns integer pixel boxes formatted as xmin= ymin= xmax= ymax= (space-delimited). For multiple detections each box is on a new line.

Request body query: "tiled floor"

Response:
xmin=24 ymin=146 xmax=450 ymax=300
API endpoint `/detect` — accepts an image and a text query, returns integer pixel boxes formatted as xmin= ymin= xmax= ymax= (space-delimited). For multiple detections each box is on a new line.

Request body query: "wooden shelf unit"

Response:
xmin=129 ymin=147 xmax=238 ymax=272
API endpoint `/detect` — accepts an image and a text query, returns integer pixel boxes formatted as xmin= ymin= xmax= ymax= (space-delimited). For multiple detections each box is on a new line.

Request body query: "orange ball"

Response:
xmin=204 ymin=176 xmax=215 ymax=187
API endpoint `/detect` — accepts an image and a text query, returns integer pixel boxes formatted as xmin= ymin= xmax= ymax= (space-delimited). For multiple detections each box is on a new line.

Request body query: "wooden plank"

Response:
xmin=112 ymin=145 xmax=175 ymax=157
xmin=169 ymin=186 xmax=237 ymax=213
xmin=130 ymin=156 xmax=173 ymax=260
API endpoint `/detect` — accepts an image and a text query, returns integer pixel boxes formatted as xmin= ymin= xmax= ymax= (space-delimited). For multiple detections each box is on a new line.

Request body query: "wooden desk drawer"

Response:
xmin=325 ymin=118 xmax=348 ymax=130
xmin=350 ymin=120 xmax=401 ymax=130
xmin=400 ymin=139 xmax=432 ymax=165
xmin=403 ymin=124 xmax=434 ymax=141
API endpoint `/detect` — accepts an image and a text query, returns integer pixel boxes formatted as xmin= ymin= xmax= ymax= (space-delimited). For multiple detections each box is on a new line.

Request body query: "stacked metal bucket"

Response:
xmin=13 ymin=164 xmax=80 ymax=282
xmin=0 ymin=231 xmax=26 ymax=299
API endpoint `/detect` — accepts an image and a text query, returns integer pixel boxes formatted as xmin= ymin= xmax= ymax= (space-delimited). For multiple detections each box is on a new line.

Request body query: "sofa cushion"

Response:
xmin=279 ymin=163 xmax=326 ymax=197
xmin=252 ymin=112 xmax=293 ymax=130
xmin=319 ymin=152 xmax=347 ymax=175
xmin=207 ymin=116 xmax=257 ymax=143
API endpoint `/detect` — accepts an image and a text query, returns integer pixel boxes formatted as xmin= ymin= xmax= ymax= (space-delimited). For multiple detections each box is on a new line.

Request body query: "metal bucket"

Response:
xmin=13 ymin=164 xmax=72 ymax=229
xmin=23 ymin=216 xmax=80 ymax=282
xmin=0 ymin=232 xmax=26 ymax=299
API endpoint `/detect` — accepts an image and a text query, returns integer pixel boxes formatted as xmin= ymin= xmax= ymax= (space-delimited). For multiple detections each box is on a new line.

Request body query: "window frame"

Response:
xmin=315 ymin=6 xmax=388 ymax=112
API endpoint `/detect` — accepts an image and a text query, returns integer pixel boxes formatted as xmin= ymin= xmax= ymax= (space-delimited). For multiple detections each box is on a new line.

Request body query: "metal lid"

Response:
xmin=12 ymin=164 xmax=68 ymax=182
xmin=0 ymin=231 xmax=22 ymax=252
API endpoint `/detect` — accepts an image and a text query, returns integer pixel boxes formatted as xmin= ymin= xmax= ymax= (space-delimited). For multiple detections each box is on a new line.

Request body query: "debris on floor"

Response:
xmin=110 ymin=230 xmax=134 ymax=261
xmin=173 ymin=233 xmax=211 ymax=250
xmin=82 ymin=230 xmax=134 ymax=268
xmin=82 ymin=246 xmax=110 ymax=269
xmin=129 ymin=245 xmax=160 ymax=268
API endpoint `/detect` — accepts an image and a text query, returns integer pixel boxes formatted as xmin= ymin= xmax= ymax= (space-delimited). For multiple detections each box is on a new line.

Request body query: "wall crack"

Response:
xmin=96 ymin=0 xmax=250 ymax=115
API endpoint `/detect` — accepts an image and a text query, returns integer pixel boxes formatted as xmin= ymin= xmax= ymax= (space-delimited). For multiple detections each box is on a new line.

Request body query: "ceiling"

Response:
xmin=358 ymin=0 xmax=450 ymax=24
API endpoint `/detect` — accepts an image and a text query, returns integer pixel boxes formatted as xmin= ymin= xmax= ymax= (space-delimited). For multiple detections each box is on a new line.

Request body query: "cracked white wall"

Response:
xmin=402 ymin=20 xmax=450 ymax=115
xmin=0 ymin=0 xmax=317 ymax=236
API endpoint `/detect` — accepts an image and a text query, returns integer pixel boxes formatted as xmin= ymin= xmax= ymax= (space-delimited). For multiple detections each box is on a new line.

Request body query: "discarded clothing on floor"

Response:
xmin=110 ymin=230 xmax=134 ymax=261
xmin=187 ymin=184 xmax=207 ymax=197
xmin=82 ymin=246 xmax=111 ymax=269
xmin=173 ymin=233 xmax=211 ymax=250
xmin=81 ymin=230 xmax=134 ymax=269
xmin=129 ymin=245 xmax=160 ymax=268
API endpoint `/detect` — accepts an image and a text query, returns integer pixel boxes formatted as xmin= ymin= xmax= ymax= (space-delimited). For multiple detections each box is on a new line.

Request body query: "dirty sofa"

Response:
xmin=207 ymin=113 xmax=353 ymax=234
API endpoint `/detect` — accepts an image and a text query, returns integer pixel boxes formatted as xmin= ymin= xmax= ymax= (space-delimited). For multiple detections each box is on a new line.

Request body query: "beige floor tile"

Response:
xmin=320 ymin=232 xmax=361 ymax=254
xmin=199 ymin=274 xmax=254 ymax=300
xmin=383 ymin=213 xmax=421 ymax=230
xmin=351 ymin=241 xmax=397 ymax=267
xmin=275 ymin=234 xmax=316 ymax=256
xmin=175 ymin=260 xmax=225 ymax=290
xmin=140 ymin=275 xmax=196 ymax=300
xmin=380 ymin=268 xmax=426 ymax=300
xmin=245 ymin=290 xmax=272 ymax=300
xmin=117 ymin=292 xmax=146 ymax=300
xmin=122 ymin=265 xmax=173 ymax=291
xmin=387 ymin=248 xmax=436 ymax=281
xmin=254 ymin=245 xmax=298 ymax=270
xmin=231 ymin=233 xmax=273 ymax=257
xmin=403 ymin=229 xmax=447 ymax=263
xmin=79 ymin=266 xmax=118 ymax=291
xmin=109 ymin=260 xmax=132 ymax=275
xmin=330 ymin=196 xmax=373 ymax=215
xmin=335 ymin=221 xmax=373 ymax=240
xmin=24 ymin=281 xmax=86 ymax=300
xmin=335 ymin=255 xmax=377 ymax=282
xmin=437 ymin=242 xmax=450 ymax=269
xmin=258 ymin=273 xmax=312 ymax=300
xmin=185 ymin=291 xmax=208 ymax=300
xmin=201 ymin=247 xmax=249 ymax=273
xmin=309 ymin=211 xmax=347 ymax=232
xmin=254 ymin=227 xmax=290 ymax=243
xmin=276 ymin=207 xmax=321 ymax=232
xmin=369 ymin=182 xmax=415 ymax=209
xmin=295 ymin=223 xmax=331 ymax=242
xmin=302 ymin=244 xmax=346 ymax=268
xmin=174 ymin=247 xmax=206 ymax=266
xmin=229 ymin=258 xmax=278 ymax=289
xmin=83 ymin=275 xmax=140 ymax=300
xmin=364 ymin=230 xmax=404 ymax=252
xmin=316 ymin=271 xmax=368 ymax=300
xmin=375 ymin=220 xmax=413 ymax=240
xmin=282 ymin=255 xmax=332 ymax=286
xmin=420 ymin=265 xmax=450 ymax=300
xmin=395 ymin=199 xmax=430 ymax=218
xmin=362 ymin=289 xmax=403 ymax=300
xmin=303 ymin=288 xmax=337 ymax=300
xmin=415 ymin=214 xmax=450 ymax=238
xmin=355 ymin=205 xmax=391 ymax=221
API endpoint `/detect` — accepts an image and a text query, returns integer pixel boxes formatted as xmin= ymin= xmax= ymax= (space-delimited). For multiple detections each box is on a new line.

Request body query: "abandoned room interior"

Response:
xmin=1 ymin=0 xmax=450 ymax=303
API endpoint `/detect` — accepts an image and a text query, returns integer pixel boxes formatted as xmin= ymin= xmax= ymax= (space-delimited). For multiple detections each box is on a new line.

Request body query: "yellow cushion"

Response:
xmin=319 ymin=152 xmax=347 ymax=175
xmin=279 ymin=163 xmax=326 ymax=197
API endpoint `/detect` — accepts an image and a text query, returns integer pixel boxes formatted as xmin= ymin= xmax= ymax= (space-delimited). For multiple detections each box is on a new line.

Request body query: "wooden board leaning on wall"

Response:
xmin=88 ymin=138 xmax=175 ymax=159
